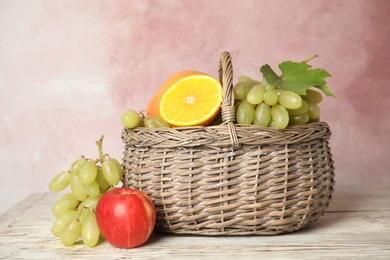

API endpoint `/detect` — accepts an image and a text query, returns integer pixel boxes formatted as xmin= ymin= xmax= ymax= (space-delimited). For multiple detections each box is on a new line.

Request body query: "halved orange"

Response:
xmin=153 ymin=72 xmax=222 ymax=127
xmin=146 ymin=71 xmax=203 ymax=119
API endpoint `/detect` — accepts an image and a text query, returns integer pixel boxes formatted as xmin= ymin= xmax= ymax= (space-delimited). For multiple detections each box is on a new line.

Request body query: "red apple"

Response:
xmin=95 ymin=187 xmax=156 ymax=248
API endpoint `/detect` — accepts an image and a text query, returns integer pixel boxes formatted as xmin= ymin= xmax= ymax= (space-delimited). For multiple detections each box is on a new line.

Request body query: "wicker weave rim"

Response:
xmin=122 ymin=121 xmax=332 ymax=148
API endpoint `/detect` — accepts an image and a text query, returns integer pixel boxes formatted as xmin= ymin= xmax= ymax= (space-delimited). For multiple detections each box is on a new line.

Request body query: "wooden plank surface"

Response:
xmin=0 ymin=185 xmax=389 ymax=259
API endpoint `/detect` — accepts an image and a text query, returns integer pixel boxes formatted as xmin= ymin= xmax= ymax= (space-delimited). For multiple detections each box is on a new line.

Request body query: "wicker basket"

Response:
xmin=121 ymin=51 xmax=335 ymax=235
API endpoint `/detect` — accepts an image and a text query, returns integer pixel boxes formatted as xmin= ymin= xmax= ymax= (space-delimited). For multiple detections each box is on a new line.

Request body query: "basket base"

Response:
xmin=151 ymin=203 xmax=331 ymax=236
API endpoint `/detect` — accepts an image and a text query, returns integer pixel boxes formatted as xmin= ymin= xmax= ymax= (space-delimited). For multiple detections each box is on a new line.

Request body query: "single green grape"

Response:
xmin=49 ymin=170 xmax=71 ymax=192
xmin=288 ymin=100 xmax=309 ymax=116
xmin=121 ymin=110 xmax=141 ymax=129
xmin=51 ymin=225 xmax=61 ymax=237
xmin=52 ymin=210 xmax=78 ymax=237
xmin=263 ymin=90 xmax=279 ymax=106
xmin=278 ymin=90 xmax=303 ymax=110
xmin=253 ymin=102 xmax=271 ymax=127
xmin=52 ymin=193 xmax=79 ymax=217
xmin=233 ymin=82 xmax=255 ymax=100
xmin=306 ymin=89 xmax=323 ymax=103
xmin=95 ymin=166 xmax=110 ymax=192
xmin=61 ymin=219 xmax=82 ymax=246
xmin=289 ymin=113 xmax=310 ymax=126
xmin=77 ymin=196 xmax=100 ymax=214
xmin=271 ymin=104 xmax=289 ymax=129
xmin=107 ymin=158 xmax=123 ymax=181
xmin=268 ymin=118 xmax=276 ymax=127
xmin=70 ymin=174 xmax=88 ymax=201
xmin=144 ymin=116 xmax=170 ymax=128
xmin=82 ymin=213 xmax=100 ymax=248
xmin=303 ymin=95 xmax=321 ymax=120
xmin=236 ymin=100 xmax=255 ymax=124
xmin=307 ymin=100 xmax=321 ymax=120
xmin=79 ymin=208 xmax=93 ymax=224
xmin=246 ymin=85 xmax=267 ymax=105
xmin=70 ymin=157 xmax=86 ymax=175
xmin=84 ymin=180 xmax=100 ymax=198
xmin=102 ymin=160 xmax=121 ymax=186
xmin=79 ymin=160 xmax=98 ymax=185
xmin=237 ymin=75 xmax=260 ymax=83
xmin=262 ymin=77 xmax=277 ymax=91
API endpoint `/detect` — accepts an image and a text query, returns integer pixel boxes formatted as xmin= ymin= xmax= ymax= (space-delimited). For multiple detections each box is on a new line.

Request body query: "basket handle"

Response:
xmin=219 ymin=51 xmax=239 ymax=147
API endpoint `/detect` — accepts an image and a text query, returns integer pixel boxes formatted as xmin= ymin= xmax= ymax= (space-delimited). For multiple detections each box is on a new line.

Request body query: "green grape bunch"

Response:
xmin=48 ymin=136 xmax=123 ymax=247
xmin=234 ymin=55 xmax=335 ymax=129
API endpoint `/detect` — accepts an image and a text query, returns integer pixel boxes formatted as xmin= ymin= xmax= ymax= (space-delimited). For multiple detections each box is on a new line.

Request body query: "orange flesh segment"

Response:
xmin=159 ymin=75 xmax=222 ymax=126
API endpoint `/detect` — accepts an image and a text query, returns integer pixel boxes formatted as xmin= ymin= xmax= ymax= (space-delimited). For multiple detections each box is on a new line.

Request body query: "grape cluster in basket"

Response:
xmin=49 ymin=136 xmax=122 ymax=247
xmin=234 ymin=54 xmax=335 ymax=129
xmin=234 ymin=76 xmax=323 ymax=129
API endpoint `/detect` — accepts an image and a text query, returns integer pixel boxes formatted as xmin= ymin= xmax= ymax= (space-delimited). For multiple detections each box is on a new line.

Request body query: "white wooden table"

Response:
xmin=0 ymin=185 xmax=389 ymax=259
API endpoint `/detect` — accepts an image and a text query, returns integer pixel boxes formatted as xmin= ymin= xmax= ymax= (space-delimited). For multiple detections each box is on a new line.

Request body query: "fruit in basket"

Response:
xmin=303 ymin=95 xmax=321 ymax=120
xmin=143 ymin=115 xmax=170 ymax=128
xmin=234 ymin=82 xmax=256 ymax=101
xmin=271 ymin=104 xmax=289 ymax=129
xmin=263 ymin=90 xmax=279 ymax=106
xmin=246 ymin=84 xmax=266 ymax=105
xmin=233 ymin=55 xmax=335 ymax=129
xmin=253 ymin=102 xmax=271 ymax=126
xmin=146 ymin=71 xmax=205 ymax=118
xmin=48 ymin=136 xmax=124 ymax=247
xmin=278 ymin=91 xmax=302 ymax=110
xmin=121 ymin=109 xmax=141 ymax=129
xmin=146 ymin=71 xmax=223 ymax=127
xmin=236 ymin=100 xmax=255 ymax=124
xmin=95 ymin=187 xmax=156 ymax=249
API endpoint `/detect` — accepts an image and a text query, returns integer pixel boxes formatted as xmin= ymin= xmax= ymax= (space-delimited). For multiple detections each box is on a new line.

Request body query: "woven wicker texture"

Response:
xmin=122 ymin=51 xmax=335 ymax=235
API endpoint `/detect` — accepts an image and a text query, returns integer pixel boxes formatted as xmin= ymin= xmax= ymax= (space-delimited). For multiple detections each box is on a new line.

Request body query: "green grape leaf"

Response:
xmin=260 ymin=60 xmax=336 ymax=97
xmin=313 ymin=84 xmax=336 ymax=98
xmin=259 ymin=64 xmax=283 ymax=86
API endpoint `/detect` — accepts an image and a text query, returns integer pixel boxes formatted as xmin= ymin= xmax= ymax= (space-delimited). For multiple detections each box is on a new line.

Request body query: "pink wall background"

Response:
xmin=1 ymin=0 xmax=389 ymax=215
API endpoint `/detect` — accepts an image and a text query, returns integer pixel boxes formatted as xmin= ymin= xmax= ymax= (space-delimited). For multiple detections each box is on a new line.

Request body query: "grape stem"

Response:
xmin=76 ymin=206 xmax=84 ymax=222
xmin=139 ymin=110 xmax=146 ymax=121
xmin=301 ymin=54 xmax=319 ymax=64
xmin=95 ymin=135 xmax=109 ymax=163
xmin=76 ymin=206 xmax=93 ymax=222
